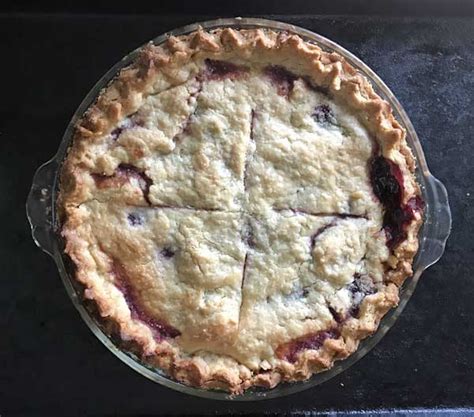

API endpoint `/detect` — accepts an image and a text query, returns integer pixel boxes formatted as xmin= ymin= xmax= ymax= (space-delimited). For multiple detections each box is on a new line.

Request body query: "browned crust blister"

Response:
xmin=59 ymin=28 xmax=423 ymax=394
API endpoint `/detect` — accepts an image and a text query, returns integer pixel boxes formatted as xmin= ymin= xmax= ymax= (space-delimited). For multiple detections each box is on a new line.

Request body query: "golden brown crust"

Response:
xmin=59 ymin=27 xmax=423 ymax=394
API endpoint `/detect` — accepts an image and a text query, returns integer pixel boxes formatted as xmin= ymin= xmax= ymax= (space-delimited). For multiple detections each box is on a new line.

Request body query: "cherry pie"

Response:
xmin=59 ymin=28 xmax=423 ymax=393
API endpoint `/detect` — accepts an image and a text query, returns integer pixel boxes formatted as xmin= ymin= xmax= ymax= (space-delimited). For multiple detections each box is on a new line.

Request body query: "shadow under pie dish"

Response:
xmin=54 ymin=23 xmax=427 ymax=394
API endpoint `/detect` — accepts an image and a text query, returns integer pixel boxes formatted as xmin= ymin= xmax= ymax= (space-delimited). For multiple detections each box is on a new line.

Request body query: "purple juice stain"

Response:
xmin=277 ymin=328 xmax=340 ymax=363
xmin=370 ymin=156 xmax=424 ymax=249
xmin=112 ymin=260 xmax=180 ymax=340
xmin=160 ymin=247 xmax=175 ymax=259
xmin=328 ymin=306 xmax=343 ymax=324
xmin=312 ymin=104 xmax=337 ymax=125
xmin=264 ymin=65 xmax=298 ymax=97
xmin=110 ymin=118 xmax=136 ymax=141
xmin=204 ymin=59 xmax=249 ymax=81
xmin=242 ymin=220 xmax=255 ymax=249
xmin=347 ymin=273 xmax=376 ymax=318
xmin=117 ymin=164 xmax=153 ymax=205
xmin=127 ymin=212 xmax=143 ymax=226
xmin=370 ymin=156 xmax=403 ymax=208
xmin=91 ymin=164 xmax=153 ymax=205
xmin=110 ymin=126 xmax=124 ymax=141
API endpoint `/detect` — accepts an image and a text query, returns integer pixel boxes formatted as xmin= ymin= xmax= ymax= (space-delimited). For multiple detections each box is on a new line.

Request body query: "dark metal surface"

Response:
xmin=2 ymin=0 xmax=474 ymax=16
xmin=1 ymin=13 xmax=473 ymax=416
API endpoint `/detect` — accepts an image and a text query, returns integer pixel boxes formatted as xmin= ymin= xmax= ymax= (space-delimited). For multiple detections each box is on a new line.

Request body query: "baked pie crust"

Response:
xmin=59 ymin=28 xmax=423 ymax=393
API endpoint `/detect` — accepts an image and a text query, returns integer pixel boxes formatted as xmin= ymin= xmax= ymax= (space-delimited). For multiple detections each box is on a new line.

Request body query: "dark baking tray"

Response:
xmin=1 ymin=12 xmax=473 ymax=416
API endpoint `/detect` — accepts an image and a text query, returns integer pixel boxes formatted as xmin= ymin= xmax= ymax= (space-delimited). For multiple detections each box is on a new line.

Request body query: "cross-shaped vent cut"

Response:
xmin=77 ymin=60 xmax=417 ymax=363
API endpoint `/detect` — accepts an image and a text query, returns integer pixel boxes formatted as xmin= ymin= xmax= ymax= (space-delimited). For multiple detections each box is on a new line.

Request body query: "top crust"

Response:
xmin=59 ymin=28 xmax=423 ymax=393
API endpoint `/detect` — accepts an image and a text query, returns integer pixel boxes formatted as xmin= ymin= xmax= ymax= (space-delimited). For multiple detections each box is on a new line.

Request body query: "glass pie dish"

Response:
xmin=26 ymin=17 xmax=451 ymax=400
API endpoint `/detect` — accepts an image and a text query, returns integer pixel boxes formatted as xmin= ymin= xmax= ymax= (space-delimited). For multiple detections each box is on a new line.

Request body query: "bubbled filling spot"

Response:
xmin=370 ymin=156 xmax=424 ymax=249
xmin=112 ymin=260 xmax=180 ymax=340
xmin=276 ymin=328 xmax=340 ymax=363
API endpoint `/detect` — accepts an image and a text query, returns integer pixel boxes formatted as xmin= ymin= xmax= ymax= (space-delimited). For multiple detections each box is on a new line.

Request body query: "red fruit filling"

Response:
xmin=276 ymin=328 xmax=340 ymax=363
xmin=264 ymin=65 xmax=298 ymax=97
xmin=204 ymin=59 xmax=249 ymax=81
xmin=112 ymin=260 xmax=180 ymax=340
xmin=277 ymin=273 xmax=378 ymax=362
xmin=92 ymin=164 xmax=153 ymax=205
xmin=370 ymin=156 xmax=424 ymax=249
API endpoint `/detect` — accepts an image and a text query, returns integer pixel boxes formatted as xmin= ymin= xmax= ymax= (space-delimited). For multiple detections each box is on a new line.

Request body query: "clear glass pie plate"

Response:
xmin=26 ymin=17 xmax=452 ymax=400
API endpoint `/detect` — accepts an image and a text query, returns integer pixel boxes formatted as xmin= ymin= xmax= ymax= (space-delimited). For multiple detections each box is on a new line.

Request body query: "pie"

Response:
xmin=59 ymin=27 xmax=424 ymax=393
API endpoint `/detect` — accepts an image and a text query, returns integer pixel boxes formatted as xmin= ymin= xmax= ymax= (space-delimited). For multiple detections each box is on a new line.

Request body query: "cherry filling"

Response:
xmin=370 ymin=156 xmax=424 ymax=249
xmin=276 ymin=328 xmax=340 ymax=363
xmin=312 ymin=104 xmax=337 ymax=125
xmin=204 ymin=59 xmax=249 ymax=81
xmin=347 ymin=273 xmax=376 ymax=318
xmin=92 ymin=164 xmax=153 ymax=205
xmin=370 ymin=156 xmax=403 ymax=206
xmin=276 ymin=274 xmax=376 ymax=362
xmin=112 ymin=260 xmax=180 ymax=340
xmin=264 ymin=65 xmax=298 ymax=97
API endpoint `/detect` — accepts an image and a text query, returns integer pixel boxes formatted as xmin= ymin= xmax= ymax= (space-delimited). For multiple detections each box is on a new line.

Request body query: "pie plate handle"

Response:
xmin=26 ymin=157 xmax=59 ymax=257
xmin=416 ymin=174 xmax=452 ymax=271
